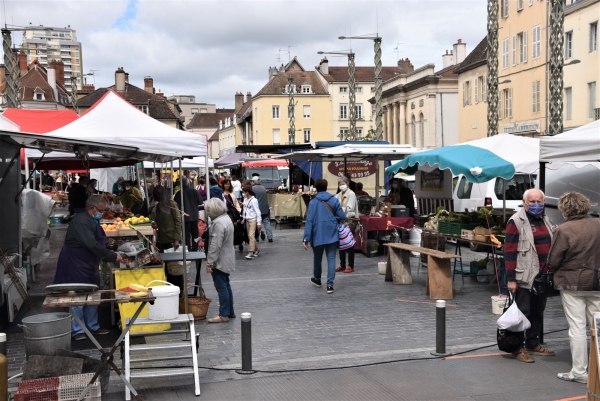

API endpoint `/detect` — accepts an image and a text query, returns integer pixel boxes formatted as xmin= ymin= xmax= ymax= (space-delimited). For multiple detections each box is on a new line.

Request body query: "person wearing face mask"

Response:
xmin=335 ymin=176 xmax=358 ymax=273
xmin=53 ymin=195 xmax=123 ymax=341
xmin=385 ymin=179 xmax=402 ymax=206
xmin=109 ymin=180 xmax=144 ymax=213
xmin=504 ymin=188 xmax=555 ymax=363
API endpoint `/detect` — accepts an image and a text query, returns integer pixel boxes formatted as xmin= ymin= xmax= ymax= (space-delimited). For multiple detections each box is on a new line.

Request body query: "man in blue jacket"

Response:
xmin=303 ymin=179 xmax=346 ymax=294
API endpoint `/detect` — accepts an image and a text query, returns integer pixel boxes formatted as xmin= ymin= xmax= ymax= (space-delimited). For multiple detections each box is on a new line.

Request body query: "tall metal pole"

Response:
xmin=2 ymin=29 xmax=19 ymax=109
xmin=348 ymin=53 xmax=357 ymax=141
xmin=179 ymin=158 xmax=188 ymax=314
xmin=486 ymin=0 xmax=499 ymax=137
xmin=287 ymin=76 xmax=296 ymax=144
xmin=373 ymin=38 xmax=383 ymax=141
xmin=548 ymin=0 xmax=565 ymax=136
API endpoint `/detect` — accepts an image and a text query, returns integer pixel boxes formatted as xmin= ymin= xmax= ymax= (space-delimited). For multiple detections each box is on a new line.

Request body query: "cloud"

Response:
xmin=3 ymin=0 xmax=486 ymax=109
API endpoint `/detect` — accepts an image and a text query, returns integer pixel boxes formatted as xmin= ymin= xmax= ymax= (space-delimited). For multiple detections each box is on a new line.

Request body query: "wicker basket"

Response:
xmin=179 ymin=285 xmax=211 ymax=321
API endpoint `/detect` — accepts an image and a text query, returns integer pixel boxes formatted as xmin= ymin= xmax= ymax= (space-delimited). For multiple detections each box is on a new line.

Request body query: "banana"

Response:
xmin=130 ymin=291 xmax=148 ymax=298
xmin=130 ymin=284 xmax=148 ymax=292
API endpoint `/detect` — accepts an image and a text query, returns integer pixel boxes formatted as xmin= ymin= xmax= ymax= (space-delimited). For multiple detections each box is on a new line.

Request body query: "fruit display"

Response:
xmin=125 ymin=216 xmax=151 ymax=226
xmin=118 ymin=283 xmax=149 ymax=297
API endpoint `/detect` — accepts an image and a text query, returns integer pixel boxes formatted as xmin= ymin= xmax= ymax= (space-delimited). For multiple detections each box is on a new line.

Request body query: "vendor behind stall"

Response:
xmin=53 ymin=195 xmax=123 ymax=341
xmin=69 ymin=176 xmax=90 ymax=215
xmin=153 ymin=185 xmax=184 ymax=292
xmin=385 ymin=178 xmax=416 ymax=217
xmin=110 ymin=180 xmax=144 ymax=214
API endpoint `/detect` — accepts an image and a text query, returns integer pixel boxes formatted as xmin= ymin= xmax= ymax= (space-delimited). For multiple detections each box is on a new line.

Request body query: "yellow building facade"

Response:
xmin=251 ymin=59 xmax=332 ymax=145
xmin=563 ymin=0 xmax=599 ymax=129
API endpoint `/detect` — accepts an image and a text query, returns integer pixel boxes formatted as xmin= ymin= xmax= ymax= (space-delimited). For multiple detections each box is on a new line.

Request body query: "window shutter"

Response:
xmin=512 ymin=35 xmax=517 ymax=65
xmin=523 ymin=30 xmax=528 ymax=62
xmin=468 ymin=81 xmax=472 ymax=105
xmin=499 ymin=90 xmax=503 ymax=119
xmin=532 ymin=82 xmax=536 ymax=113
xmin=508 ymin=89 xmax=513 ymax=118
xmin=463 ymin=82 xmax=466 ymax=106
xmin=475 ymin=79 xmax=479 ymax=103
xmin=482 ymin=76 xmax=487 ymax=101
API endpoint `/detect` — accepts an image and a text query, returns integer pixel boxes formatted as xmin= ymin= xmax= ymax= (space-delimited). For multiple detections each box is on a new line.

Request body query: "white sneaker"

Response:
xmin=245 ymin=253 xmax=255 ymax=259
xmin=557 ymin=372 xmax=587 ymax=384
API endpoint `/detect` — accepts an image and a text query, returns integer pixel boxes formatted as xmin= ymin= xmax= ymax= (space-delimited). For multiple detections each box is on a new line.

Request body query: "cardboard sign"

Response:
xmin=327 ymin=161 xmax=376 ymax=179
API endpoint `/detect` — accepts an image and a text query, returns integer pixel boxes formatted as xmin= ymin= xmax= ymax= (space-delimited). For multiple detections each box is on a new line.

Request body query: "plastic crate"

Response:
xmin=438 ymin=221 xmax=478 ymax=236
xmin=15 ymin=378 xmax=59 ymax=401
xmin=58 ymin=373 xmax=101 ymax=401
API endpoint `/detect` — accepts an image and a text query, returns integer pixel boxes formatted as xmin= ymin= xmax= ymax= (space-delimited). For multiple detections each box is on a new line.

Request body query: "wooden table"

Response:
xmin=384 ymin=243 xmax=460 ymax=300
xmin=43 ymin=290 xmax=156 ymax=401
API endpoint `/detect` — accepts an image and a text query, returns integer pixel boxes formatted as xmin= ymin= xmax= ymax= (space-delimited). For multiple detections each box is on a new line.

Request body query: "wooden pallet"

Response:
xmin=43 ymin=289 xmax=155 ymax=308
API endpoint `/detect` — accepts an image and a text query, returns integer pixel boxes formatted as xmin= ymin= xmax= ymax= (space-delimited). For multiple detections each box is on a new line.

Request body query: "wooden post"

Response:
xmin=588 ymin=314 xmax=600 ymax=401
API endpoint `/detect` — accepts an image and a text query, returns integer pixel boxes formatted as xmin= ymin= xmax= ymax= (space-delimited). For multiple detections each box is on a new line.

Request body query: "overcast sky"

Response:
xmin=3 ymin=0 xmax=486 ymax=109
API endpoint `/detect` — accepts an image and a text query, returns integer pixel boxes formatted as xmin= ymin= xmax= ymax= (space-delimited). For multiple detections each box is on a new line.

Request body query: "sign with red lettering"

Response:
xmin=327 ymin=161 xmax=376 ymax=179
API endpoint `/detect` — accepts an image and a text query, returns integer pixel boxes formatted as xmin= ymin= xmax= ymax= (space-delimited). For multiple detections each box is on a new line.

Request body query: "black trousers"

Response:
xmin=514 ymin=287 xmax=547 ymax=349
xmin=339 ymin=248 xmax=355 ymax=269
xmin=183 ymin=221 xmax=199 ymax=252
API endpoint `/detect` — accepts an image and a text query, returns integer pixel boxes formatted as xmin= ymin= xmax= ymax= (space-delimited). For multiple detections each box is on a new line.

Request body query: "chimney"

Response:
xmin=125 ymin=72 xmax=129 ymax=83
xmin=18 ymin=52 xmax=28 ymax=76
xmin=48 ymin=59 xmax=65 ymax=87
xmin=246 ymin=91 xmax=252 ymax=103
xmin=0 ymin=64 xmax=5 ymax=86
xmin=442 ymin=50 xmax=454 ymax=68
xmin=156 ymin=89 xmax=164 ymax=98
xmin=397 ymin=58 xmax=414 ymax=73
xmin=115 ymin=67 xmax=126 ymax=92
xmin=47 ymin=67 xmax=58 ymax=102
xmin=319 ymin=57 xmax=329 ymax=75
xmin=235 ymin=91 xmax=244 ymax=110
xmin=144 ymin=77 xmax=154 ymax=94
xmin=453 ymin=39 xmax=467 ymax=65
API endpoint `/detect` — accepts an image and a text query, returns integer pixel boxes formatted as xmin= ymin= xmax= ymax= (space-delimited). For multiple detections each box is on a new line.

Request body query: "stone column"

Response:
xmin=386 ymin=103 xmax=393 ymax=143
xmin=428 ymin=94 xmax=437 ymax=148
xmin=382 ymin=105 xmax=390 ymax=142
xmin=399 ymin=101 xmax=406 ymax=144
xmin=392 ymin=102 xmax=399 ymax=145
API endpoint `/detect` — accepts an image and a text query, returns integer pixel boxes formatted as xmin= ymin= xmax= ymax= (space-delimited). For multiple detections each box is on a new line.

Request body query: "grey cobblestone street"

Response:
xmin=6 ymin=224 xmax=585 ymax=400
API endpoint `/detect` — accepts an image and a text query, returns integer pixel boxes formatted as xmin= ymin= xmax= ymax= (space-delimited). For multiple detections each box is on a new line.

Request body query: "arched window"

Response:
xmin=411 ymin=114 xmax=416 ymax=146
xmin=419 ymin=113 xmax=425 ymax=148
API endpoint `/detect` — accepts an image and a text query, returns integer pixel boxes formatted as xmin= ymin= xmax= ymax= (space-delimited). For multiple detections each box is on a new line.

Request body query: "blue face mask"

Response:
xmin=527 ymin=203 xmax=544 ymax=216
xmin=391 ymin=184 xmax=398 ymax=190
xmin=93 ymin=212 xmax=103 ymax=221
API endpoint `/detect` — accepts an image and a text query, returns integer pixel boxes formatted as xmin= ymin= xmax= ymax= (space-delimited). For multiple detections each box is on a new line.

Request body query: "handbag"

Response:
xmin=531 ymin=271 xmax=560 ymax=298
xmin=497 ymin=293 xmax=524 ymax=353
xmin=322 ymin=201 xmax=356 ymax=250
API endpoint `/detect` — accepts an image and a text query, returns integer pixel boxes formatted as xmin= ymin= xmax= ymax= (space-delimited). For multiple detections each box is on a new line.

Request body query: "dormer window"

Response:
xmin=302 ymin=85 xmax=311 ymax=94
xmin=35 ymin=93 xmax=45 ymax=101
xmin=136 ymin=105 xmax=148 ymax=114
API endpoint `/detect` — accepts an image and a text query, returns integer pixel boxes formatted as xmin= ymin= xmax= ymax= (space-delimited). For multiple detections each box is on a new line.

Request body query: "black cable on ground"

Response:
xmin=134 ymin=327 xmax=570 ymax=374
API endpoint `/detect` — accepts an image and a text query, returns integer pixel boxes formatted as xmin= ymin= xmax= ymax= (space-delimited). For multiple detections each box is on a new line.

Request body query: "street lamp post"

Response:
xmin=548 ymin=0 xmax=565 ymax=136
xmin=318 ymin=50 xmax=357 ymax=140
xmin=339 ymin=35 xmax=383 ymax=141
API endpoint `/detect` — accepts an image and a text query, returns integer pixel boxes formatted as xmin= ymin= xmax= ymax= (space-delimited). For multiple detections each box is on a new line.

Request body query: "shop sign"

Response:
xmin=502 ymin=120 xmax=541 ymax=134
xmin=327 ymin=161 xmax=376 ymax=179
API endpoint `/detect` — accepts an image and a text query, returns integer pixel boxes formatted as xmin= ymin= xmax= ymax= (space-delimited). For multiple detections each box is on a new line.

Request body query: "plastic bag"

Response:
xmin=497 ymin=292 xmax=531 ymax=332
xmin=117 ymin=242 xmax=137 ymax=253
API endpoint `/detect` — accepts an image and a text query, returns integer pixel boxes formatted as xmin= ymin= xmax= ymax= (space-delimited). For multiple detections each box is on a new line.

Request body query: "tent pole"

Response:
xmin=144 ymin=165 xmax=150 ymax=214
xmin=24 ymin=154 xmax=30 ymax=189
xmin=309 ymin=160 xmax=312 ymax=191
xmin=375 ymin=155 xmax=380 ymax=205
xmin=170 ymin=161 xmax=174 ymax=198
xmin=503 ymin=179 xmax=506 ymax=223
xmin=179 ymin=158 xmax=189 ymax=314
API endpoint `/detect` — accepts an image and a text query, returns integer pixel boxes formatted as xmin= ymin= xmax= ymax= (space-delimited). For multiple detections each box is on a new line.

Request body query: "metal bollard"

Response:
xmin=237 ymin=313 xmax=254 ymax=374
xmin=431 ymin=300 xmax=452 ymax=357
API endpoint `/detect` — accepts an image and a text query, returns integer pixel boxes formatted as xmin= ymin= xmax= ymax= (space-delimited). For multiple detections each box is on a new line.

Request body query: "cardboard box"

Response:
xmin=473 ymin=226 xmax=489 ymax=235
xmin=474 ymin=234 xmax=489 ymax=243
xmin=461 ymin=229 xmax=474 ymax=240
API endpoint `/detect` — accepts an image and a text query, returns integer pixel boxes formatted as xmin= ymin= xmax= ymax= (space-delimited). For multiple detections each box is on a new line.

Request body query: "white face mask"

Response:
xmin=339 ymin=185 xmax=348 ymax=192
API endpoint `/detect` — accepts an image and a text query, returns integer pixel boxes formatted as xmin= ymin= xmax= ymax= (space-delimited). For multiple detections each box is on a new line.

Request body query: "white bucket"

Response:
xmin=491 ymin=295 xmax=507 ymax=315
xmin=409 ymin=228 xmax=422 ymax=256
xmin=146 ymin=280 xmax=180 ymax=320
xmin=378 ymin=262 xmax=387 ymax=275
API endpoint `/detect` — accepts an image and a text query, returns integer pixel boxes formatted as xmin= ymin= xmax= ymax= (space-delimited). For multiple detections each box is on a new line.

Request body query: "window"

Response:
xmin=370 ymin=87 xmax=375 ymax=93
xmin=590 ymin=82 xmax=597 ymax=118
xmin=565 ymin=31 xmax=573 ymax=59
xmin=303 ymin=128 xmax=311 ymax=143
xmin=565 ymin=87 xmax=572 ymax=120
xmin=532 ymin=25 xmax=541 ymax=59
xmin=137 ymin=105 xmax=148 ymax=114
xmin=512 ymin=35 xmax=517 ymax=66
xmin=200 ymin=108 xmax=207 ymax=113
xmin=475 ymin=78 xmax=479 ymax=104
xmin=503 ymin=88 xmax=512 ymax=118
xmin=502 ymin=38 xmax=509 ymax=69
xmin=35 ymin=93 xmax=44 ymax=100
xmin=191 ymin=108 xmax=199 ymax=114
xmin=356 ymin=128 xmax=363 ymax=138
xmin=340 ymin=104 xmax=348 ymax=119
xmin=462 ymin=81 xmax=472 ymax=106
xmin=356 ymin=87 xmax=363 ymax=93
xmin=302 ymin=85 xmax=311 ymax=93
xmin=355 ymin=104 xmax=363 ymax=119
xmin=517 ymin=0 xmax=523 ymax=10
xmin=303 ymin=105 xmax=311 ymax=118
xmin=481 ymin=75 xmax=487 ymax=101
xmin=494 ymin=174 xmax=535 ymax=200
xmin=501 ymin=0 xmax=509 ymax=17
xmin=411 ymin=115 xmax=416 ymax=145
xmin=529 ymin=0 xmax=533 ymax=5
xmin=411 ymin=102 xmax=415 ymax=109
xmin=419 ymin=99 xmax=424 ymax=107
xmin=532 ymin=80 xmax=541 ymax=113
xmin=591 ymin=22 xmax=598 ymax=52
xmin=340 ymin=87 xmax=348 ymax=93
xmin=273 ymin=128 xmax=281 ymax=144
xmin=339 ymin=128 xmax=348 ymax=139
xmin=518 ymin=31 xmax=528 ymax=63
xmin=457 ymin=176 xmax=473 ymax=199
xmin=272 ymin=105 xmax=280 ymax=119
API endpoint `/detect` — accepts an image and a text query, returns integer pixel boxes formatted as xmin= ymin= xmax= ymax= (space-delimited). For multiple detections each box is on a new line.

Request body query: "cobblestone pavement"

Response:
xmin=7 ymin=223 xmax=580 ymax=400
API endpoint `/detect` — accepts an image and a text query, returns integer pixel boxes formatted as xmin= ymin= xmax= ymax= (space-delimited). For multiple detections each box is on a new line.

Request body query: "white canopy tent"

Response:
xmin=540 ymin=120 xmax=600 ymax=163
xmin=45 ymin=90 xmax=207 ymax=159
xmin=273 ymin=143 xmax=422 ymax=161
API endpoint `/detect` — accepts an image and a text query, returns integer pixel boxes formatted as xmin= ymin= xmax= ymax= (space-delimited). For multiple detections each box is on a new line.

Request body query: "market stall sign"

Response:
xmin=327 ymin=161 xmax=376 ymax=179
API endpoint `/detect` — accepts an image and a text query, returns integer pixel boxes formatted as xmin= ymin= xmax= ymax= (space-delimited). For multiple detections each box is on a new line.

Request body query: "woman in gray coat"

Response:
xmin=205 ymin=198 xmax=236 ymax=323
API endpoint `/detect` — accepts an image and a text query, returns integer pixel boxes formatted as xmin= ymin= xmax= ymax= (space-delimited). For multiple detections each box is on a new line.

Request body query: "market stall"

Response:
xmin=267 ymin=192 xmax=307 ymax=224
